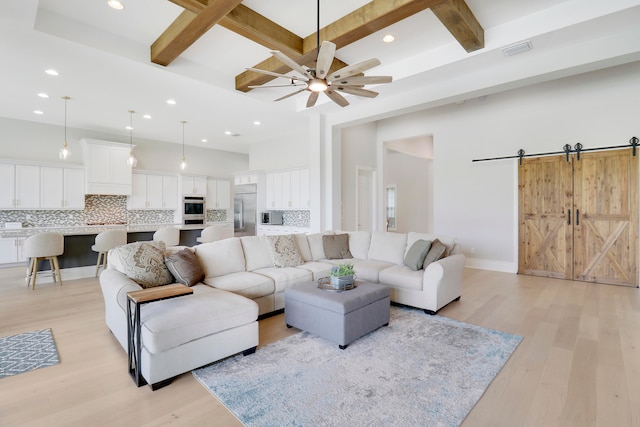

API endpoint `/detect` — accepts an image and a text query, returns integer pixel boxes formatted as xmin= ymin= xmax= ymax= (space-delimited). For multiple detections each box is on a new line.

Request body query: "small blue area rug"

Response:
xmin=193 ymin=306 xmax=522 ymax=427
xmin=0 ymin=329 xmax=60 ymax=379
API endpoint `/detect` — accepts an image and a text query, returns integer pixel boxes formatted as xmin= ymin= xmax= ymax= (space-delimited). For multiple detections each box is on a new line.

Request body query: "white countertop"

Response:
xmin=0 ymin=222 xmax=232 ymax=238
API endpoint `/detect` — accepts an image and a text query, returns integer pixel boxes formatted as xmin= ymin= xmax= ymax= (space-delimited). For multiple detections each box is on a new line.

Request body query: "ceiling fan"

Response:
xmin=246 ymin=1 xmax=393 ymax=108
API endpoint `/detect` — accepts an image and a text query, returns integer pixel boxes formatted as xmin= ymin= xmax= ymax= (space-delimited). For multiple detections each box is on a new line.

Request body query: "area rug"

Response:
xmin=193 ymin=306 xmax=522 ymax=427
xmin=0 ymin=329 xmax=60 ymax=379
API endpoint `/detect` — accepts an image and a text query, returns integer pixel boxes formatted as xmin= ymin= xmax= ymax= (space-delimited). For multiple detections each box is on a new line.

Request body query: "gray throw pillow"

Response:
xmin=423 ymin=239 xmax=447 ymax=269
xmin=404 ymin=239 xmax=432 ymax=271
xmin=322 ymin=234 xmax=353 ymax=259
xmin=165 ymin=248 xmax=204 ymax=287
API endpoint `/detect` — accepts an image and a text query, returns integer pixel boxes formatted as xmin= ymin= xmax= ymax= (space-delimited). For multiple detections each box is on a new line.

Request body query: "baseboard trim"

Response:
xmin=465 ymin=258 xmax=517 ymax=273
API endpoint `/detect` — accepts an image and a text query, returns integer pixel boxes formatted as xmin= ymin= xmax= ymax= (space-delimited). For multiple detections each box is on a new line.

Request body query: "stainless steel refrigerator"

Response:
xmin=233 ymin=184 xmax=257 ymax=237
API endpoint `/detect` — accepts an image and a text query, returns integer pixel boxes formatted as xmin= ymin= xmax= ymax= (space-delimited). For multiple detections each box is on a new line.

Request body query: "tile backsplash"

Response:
xmin=0 ymin=195 xmax=227 ymax=228
xmin=282 ymin=210 xmax=310 ymax=227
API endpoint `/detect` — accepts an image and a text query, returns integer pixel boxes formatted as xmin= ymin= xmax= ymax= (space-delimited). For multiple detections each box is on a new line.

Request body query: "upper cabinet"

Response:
xmin=40 ymin=166 xmax=85 ymax=209
xmin=0 ymin=163 xmax=40 ymax=209
xmin=180 ymin=174 xmax=207 ymax=196
xmin=206 ymin=178 xmax=231 ymax=210
xmin=128 ymin=172 xmax=178 ymax=210
xmin=82 ymin=139 xmax=132 ymax=195
xmin=265 ymin=168 xmax=310 ymax=210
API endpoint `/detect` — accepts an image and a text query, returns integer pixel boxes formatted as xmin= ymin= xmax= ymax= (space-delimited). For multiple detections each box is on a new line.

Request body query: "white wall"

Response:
xmin=0 ymin=117 xmax=248 ymax=178
xmin=352 ymin=61 xmax=640 ymax=271
xmin=248 ymin=129 xmax=310 ymax=171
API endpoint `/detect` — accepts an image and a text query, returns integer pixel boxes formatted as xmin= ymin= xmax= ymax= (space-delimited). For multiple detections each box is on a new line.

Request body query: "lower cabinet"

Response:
xmin=0 ymin=237 xmax=27 ymax=264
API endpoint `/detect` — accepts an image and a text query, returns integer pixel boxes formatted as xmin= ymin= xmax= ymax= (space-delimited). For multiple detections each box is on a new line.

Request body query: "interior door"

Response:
xmin=518 ymin=155 xmax=573 ymax=279
xmin=573 ymin=149 xmax=638 ymax=286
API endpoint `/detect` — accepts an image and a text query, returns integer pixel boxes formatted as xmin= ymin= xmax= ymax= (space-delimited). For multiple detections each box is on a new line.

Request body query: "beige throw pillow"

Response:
xmin=266 ymin=235 xmax=304 ymax=267
xmin=323 ymin=234 xmax=353 ymax=259
xmin=423 ymin=239 xmax=447 ymax=269
xmin=116 ymin=241 xmax=173 ymax=288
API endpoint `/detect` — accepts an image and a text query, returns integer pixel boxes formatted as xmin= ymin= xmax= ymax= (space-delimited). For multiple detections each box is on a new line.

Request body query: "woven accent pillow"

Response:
xmin=165 ymin=248 xmax=204 ymax=287
xmin=266 ymin=235 xmax=303 ymax=267
xmin=116 ymin=241 xmax=173 ymax=288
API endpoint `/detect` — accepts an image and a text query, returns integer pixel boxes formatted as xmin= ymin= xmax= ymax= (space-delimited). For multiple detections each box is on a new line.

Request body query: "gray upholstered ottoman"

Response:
xmin=284 ymin=281 xmax=390 ymax=349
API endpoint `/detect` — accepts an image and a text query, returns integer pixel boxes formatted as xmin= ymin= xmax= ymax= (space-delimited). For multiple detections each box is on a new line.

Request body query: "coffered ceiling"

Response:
xmin=1 ymin=1 xmax=639 ymax=154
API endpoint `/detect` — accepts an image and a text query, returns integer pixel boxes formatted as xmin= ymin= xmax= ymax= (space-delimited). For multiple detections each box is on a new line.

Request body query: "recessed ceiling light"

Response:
xmin=383 ymin=34 xmax=395 ymax=43
xmin=143 ymin=114 xmax=151 ymax=119
xmin=45 ymin=69 xmax=59 ymax=76
xmin=166 ymin=99 xmax=176 ymax=105
xmin=107 ymin=0 xmax=125 ymax=10
xmin=33 ymin=110 xmax=44 ymax=115
xmin=253 ymin=121 xmax=261 ymax=126
xmin=201 ymin=139 xmax=208 ymax=143
xmin=37 ymin=92 xmax=49 ymax=98
xmin=125 ymin=126 xmax=133 ymax=130
xmin=224 ymin=131 xmax=231 ymax=135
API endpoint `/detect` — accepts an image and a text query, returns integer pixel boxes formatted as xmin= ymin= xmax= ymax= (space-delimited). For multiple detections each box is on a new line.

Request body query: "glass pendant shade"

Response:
xmin=127 ymin=110 xmax=137 ymax=168
xmin=180 ymin=120 xmax=187 ymax=170
xmin=59 ymin=96 xmax=71 ymax=160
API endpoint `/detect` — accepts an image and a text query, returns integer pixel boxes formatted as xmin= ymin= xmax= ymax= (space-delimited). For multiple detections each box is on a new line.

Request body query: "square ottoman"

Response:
xmin=284 ymin=281 xmax=390 ymax=349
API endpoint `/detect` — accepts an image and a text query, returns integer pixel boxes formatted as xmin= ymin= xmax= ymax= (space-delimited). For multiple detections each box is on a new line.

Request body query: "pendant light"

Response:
xmin=180 ymin=120 xmax=187 ymax=170
xmin=59 ymin=96 xmax=70 ymax=160
xmin=127 ymin=109 xmax=138 ymax=167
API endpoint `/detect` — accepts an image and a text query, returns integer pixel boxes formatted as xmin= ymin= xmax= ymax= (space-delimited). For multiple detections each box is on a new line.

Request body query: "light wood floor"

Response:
xmin=1 ymin=267 xmax=640 ymax=427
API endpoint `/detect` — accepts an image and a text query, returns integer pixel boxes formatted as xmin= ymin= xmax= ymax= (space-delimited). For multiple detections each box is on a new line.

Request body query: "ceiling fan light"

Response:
xmin=309 ymin=79 xmax=328 ymax=92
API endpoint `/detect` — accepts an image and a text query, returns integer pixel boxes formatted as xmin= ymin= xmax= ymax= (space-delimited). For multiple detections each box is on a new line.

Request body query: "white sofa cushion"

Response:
xmin=253 ymin=267 xmax=312 ymax=293
xmin=347 ymin=231 xmax=371 ymax=260
xmin=308 ymin=232 xmax=331 ymax=261
xmin=367 ymin=232 xmax=407 ymax=265
xmin=379 ymin=265 xmax=423 ymax=291
xmin=240 ymin=236 xmax=273 ymax=271
xmin=204 ymin=271 xmax=275 ymax=299
xmin=352 ymin=259 xmax=396 ymax=282
xmin=295 ymin=262 xmax=332 ymax=281
xmin=195 ymin=238 xmax=246 ymax=277
xmin=140 ymin=285 xmax=258 ymax=354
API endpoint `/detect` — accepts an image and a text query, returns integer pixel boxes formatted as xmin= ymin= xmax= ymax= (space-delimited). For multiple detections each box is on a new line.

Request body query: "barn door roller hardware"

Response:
xmin=473 ymin=136 xmax=639 ymax=165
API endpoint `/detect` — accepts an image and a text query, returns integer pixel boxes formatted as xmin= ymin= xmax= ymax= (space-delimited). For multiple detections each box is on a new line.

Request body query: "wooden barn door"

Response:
xmin=518 ymin=148 xmax=638 ymax=287
xmin=518 ymin=155 xmax=573 ymax=279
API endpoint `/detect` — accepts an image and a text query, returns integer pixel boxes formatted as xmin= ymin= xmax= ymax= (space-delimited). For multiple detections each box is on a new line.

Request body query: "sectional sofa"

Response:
xmin=99 ymin=230 xmax=465 ymax=388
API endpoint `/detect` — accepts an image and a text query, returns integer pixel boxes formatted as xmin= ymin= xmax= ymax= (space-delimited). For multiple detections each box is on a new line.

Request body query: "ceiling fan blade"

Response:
xmin=274 ymin=88 xmax=307 ymax=102
xmin=335 ymin=86 xmax=379 ymax=98
xmin=333 ymin=76 xmax=393 ymax=86
xmin=306 ymin=91 xmax=320 ymax=108
xmin=315 ymin=41 xmax=336 ymax=79
xmin=271 ymin=50 xmax=312 ymax=79
xmin=328 ymin=58 xmax=381 ymax=80
xmin=245 ymin=67 xmax=308 ymax=82
xmin=325 ymin=89 xmax=349 ymax=107
xmin=249 ymin=83 xmax=307 ymax=89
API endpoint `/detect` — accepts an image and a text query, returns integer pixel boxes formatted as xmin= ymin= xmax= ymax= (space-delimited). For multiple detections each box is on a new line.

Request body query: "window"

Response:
xmin=385 ymin=185 xmax=396 ymax=231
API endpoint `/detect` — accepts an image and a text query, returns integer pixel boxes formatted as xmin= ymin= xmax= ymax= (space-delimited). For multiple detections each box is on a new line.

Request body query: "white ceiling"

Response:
xmin=1 ymin=0 xmax=639 ymax=154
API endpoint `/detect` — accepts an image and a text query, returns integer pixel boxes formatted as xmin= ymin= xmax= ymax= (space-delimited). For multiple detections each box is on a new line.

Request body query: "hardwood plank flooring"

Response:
xmin=1 ymin=266 xmax=639 ymax=426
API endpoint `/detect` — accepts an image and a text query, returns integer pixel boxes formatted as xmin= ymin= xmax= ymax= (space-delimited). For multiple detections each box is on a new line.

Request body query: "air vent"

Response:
xmin=502 ymin=40 xmax=532 ymax=57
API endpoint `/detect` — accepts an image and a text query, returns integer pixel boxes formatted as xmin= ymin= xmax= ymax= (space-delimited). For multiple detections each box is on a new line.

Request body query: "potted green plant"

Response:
xmin=330 ymin=263 xmax=356 ymax=289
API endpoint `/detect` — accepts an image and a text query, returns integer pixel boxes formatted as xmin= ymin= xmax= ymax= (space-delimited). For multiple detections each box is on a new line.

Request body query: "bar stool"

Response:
xmin=196 ymin=226 xmax=223 ymax=243
xmin=92 ymin=229 xmax=127 ymax=277
xmin=24 ymin=232 xmax=64 ymax=290
xmin=153 ymin=227 xmax=180 ymax=247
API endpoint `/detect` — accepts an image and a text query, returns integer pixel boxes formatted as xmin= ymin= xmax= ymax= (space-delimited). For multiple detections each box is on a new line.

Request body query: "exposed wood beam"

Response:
xmin=151 ymin=0 xmax=242 ymax=66
xmin=430 ymin=0 xmax=484 ymax=52
xmin=169 ymin=0 xmax=208 ymax=14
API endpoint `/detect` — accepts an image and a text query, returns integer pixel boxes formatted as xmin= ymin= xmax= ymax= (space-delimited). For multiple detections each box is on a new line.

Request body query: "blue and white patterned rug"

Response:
xmin=0 ymin=329 xmax=60 ymax=379
xmin=193 ymin=306 xmax=522 ymax=427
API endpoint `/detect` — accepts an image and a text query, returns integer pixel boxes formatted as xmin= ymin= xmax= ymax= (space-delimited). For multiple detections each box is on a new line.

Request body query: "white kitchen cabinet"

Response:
xmin=40 ymin=166 xmax=85 ymax=209
xmin=298 ymin=168 xmax=310 ymax=209
xmin=0 ymin=237 xmax=27 ymax=264
xmin=82 ymin=139 xmax=132 ymax=195
xmin=0 ymin=163 xmax=14 ymax=208
xmin=129 ymin=173 xmax=178 ymax=210
xmin=0 ymin=164 xmax=40 ymax=209
xmin=206 ymin=178 xmax=231 ymax=209
xmin=180 ymin=175 xmax=207 ymax=195
xmin=265 ymin=168 xmax=310 ymax=210
xmin=234 ymin=173 xmax=258 ymax=185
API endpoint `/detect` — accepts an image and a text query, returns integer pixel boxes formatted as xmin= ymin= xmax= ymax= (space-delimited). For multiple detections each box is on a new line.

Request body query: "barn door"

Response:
xmin=518 ymin=155 xmax=573 ymax=279
xmin=518 ymin=148 xmax=638 ymax=287
xmin=573 ymin=149 xmax=638 ymax=286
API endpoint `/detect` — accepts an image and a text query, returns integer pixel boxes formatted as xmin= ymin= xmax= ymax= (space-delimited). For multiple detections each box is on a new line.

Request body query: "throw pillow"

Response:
xmin=404 ymin=239 xmax=432 ymax=271
xmin=323 ymin=234 xmax=353 ymax=259
xmin=165 ymin=248 xmax=204 ymax=287
xmin=266 ymin=234 xmax=304 ymax=267
xmin=423 ymin=239 xmax=447 ymax=269
xmin=116 ymin=241 xmax=174 ymax=288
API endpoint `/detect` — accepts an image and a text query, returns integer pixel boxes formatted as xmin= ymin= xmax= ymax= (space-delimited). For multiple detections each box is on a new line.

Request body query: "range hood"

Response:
xmin=82 ymin=139 xmax=133 ymax=196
